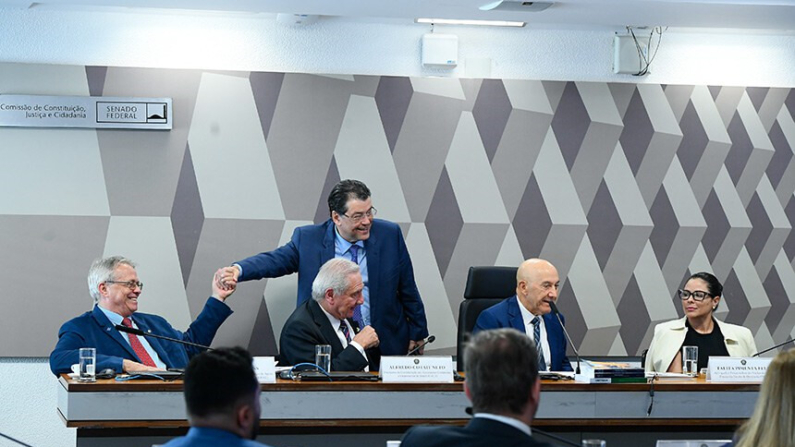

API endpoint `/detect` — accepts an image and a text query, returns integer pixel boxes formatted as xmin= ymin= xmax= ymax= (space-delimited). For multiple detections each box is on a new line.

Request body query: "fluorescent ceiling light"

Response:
xmin=415 ymin=18 xmax=525 ymax=27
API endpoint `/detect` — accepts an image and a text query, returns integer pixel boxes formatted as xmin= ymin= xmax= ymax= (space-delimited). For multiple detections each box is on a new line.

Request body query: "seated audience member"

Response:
xmin=645 ymin=272 xmax=757 ymax=373
xmin=731 ymin=348 xmax=795 ymax=447
xmin=161 ymin=347 xmax=271 ymax=447
xmin=49 ymin=256 xmax=234 ymax=376
xmin=401 ymin=328 xmax=553 ymax=447
xmin=473 ymin=258 xmax=573 ymax=372
xmin=279 ymin=258 xmax=379 ymax=371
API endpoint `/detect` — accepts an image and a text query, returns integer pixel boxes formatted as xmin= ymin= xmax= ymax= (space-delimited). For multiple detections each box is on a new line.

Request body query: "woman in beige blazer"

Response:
xmin=645 ymin=272 xmax=757 ymax=373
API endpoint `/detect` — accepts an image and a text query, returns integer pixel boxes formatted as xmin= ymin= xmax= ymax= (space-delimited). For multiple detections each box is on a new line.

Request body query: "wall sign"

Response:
xmin=0 ymin=94 xmax=172 ymax=130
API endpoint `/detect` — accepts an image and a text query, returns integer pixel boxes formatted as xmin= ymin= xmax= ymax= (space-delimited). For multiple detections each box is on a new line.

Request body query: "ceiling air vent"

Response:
xmin=479 ymin=1 xmax=554 ymax=12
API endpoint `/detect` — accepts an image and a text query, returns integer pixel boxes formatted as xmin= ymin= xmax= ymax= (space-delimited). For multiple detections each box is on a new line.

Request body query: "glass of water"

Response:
xmin=78 ymin=347 xmax=96 ymax=382
xmin=682 ymin=345 xmax=698 ymax=375
xmin=315 ymin=344 xmax=331 ymax=373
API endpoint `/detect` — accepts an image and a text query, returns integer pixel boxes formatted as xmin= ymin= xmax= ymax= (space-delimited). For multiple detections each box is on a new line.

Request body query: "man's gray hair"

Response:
xmin=465 ymin=328 xmax=539 ymax=415
xmin=87 ymin=256 xmax=136 ymax=303
xmin=311 ymin=258 xmax=360 ymax=302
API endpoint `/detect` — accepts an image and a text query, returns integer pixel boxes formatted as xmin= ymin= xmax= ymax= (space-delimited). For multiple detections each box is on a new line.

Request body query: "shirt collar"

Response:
xmin=97 ymin=305 xmax=126 ymax=326
xmin=334 ymin=226 xmax=364 ymax=254
xmin=474 ymin=413 xmax=532 ymax=436
xmin=318 ymin=301 xmax=343 ymax=331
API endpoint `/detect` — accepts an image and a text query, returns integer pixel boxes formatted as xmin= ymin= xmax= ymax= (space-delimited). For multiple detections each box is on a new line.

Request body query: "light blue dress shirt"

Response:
xmin=334 ymin=228 xmax=370 ymax=326
xmin=97 ymin=305 xmax=168 ymax=369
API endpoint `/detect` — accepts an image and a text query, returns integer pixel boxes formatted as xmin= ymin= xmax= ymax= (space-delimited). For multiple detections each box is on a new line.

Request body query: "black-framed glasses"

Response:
xmin=106 ymin=280 xmax=144 ymax=291
xmin=341 ymin=207 xmax=377 ymax=224
xmin=677 ymin=289 xmax=710 ymax=301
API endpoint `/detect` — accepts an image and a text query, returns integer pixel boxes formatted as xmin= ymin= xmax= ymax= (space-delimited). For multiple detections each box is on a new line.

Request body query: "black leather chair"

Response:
xmin=456 ymin=266 xmax=518 ymax=372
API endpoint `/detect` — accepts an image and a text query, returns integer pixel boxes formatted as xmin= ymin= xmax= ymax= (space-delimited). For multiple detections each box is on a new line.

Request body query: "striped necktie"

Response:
xmin=339 ymin=321 xmax=352 ymax=343
xmin=532 ymin=316 xmax=547 ymax=371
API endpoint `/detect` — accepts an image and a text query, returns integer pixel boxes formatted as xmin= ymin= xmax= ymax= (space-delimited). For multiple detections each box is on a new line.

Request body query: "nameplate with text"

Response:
xmin=252 ymin=356 xmax=276 ymax=384
xmin=0 ymin=94 xmax=172 ymax=129
xmin=707 ymin=356 xmax=771 ymax=383
xmin=379 ymin=356 xmax=454 ymax=383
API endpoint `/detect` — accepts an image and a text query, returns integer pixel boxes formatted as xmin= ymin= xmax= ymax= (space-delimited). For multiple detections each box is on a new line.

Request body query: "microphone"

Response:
xmin=115 ymin=324 xmax=213 ymax=351
xmin=406 ymin=335 xmax=436 ymax=356
xmin=753 ymin=338 xmax=794 ymax=357
xmin=548 ymin=302 xmax=581 ymax=375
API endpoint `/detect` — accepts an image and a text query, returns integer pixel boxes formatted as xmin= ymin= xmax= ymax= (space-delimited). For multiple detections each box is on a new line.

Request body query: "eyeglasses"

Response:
xmin=677 ymin=289 xmax=711 ymax=301
xmin=106 ymin=280 xmax=144 ymax=291
xmin=341 ymin=207 xmax=377 ymax=224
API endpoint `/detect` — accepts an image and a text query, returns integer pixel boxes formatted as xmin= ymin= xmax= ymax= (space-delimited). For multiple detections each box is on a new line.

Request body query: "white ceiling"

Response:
xmin=4 ymin=0 xmax=795 ymax=32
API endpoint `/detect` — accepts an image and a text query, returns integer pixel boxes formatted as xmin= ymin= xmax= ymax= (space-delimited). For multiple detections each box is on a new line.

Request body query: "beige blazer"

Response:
xmin=645 ymin=317 xmax=757 ymax=373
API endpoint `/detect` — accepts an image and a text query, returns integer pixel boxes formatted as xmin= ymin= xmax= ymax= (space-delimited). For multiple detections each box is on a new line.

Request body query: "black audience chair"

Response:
xmin=456 ymin=266 xmax=517 ymax=372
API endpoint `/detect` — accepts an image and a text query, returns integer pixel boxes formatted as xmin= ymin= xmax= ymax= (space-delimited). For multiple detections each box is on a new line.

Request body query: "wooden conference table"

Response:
xmin=58 ymin=374 xmax=759 ymax=446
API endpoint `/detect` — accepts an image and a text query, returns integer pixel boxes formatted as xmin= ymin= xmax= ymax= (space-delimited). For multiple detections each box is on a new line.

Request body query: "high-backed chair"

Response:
xmin=456 ymin=266 xmax=518 ymax=372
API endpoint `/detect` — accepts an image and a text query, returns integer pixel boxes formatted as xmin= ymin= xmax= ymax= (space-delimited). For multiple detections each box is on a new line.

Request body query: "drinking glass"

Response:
xmin=582 ymin=440 xmax=606 ymax=447
xmin=315 ymin=344 xmax=331 ymax=372
xmin=682 ymin=345 xmax=698 ymax=375
xmin=78 ymin=347 xmax=96 ymax=382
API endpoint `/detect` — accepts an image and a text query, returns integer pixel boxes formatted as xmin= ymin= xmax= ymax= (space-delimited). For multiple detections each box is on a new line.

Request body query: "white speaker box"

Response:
xmin=422 ymin=34 xmax=458 ymax=67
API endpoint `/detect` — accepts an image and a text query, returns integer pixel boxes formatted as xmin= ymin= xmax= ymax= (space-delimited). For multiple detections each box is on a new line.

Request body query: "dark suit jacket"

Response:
xmin=279 ymin=299 xmax=376 ymax=371
xmin=401 ymin=417 xmax=554 ymax=447
xmin=49 ymin=298 xmax=233 ymax=376
xmin=473 ymin=295 xmax=573 ymax=372
xmin=236 ymin=218 xmax=428 ymax=356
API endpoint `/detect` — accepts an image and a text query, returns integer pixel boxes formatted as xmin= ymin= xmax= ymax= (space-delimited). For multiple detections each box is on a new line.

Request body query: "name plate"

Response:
xmin=380 ymin=356 xmax=454 ymax=383
xmin=0 ymin=94 xmax=172 ymax=130
xmin=708 ymin=356 xmax=771 ymax=382
xmin=252 ymin=356 xmax=276 ymax=384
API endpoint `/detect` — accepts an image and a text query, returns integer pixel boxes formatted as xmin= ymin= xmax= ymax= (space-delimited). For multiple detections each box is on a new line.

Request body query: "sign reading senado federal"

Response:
xmin=0 ymin=94 xmax=172 ymax=130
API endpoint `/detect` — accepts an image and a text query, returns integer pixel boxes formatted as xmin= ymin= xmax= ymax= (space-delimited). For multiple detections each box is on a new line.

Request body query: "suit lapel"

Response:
xmin=91 ymin=306 xmax=139 ymax=360
xmin=507 ymin=296 xmax=526 ymax=333
xmin=308 ymin=300 xmax=345 ymax=353
xmin=321 ymin=220 xmax=336 ymax=267
xmin=364 ymin=226 xmax=379 ymax=316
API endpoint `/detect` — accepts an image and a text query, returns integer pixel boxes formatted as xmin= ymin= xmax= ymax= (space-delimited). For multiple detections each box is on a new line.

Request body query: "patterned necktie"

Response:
xmin=349 ymin=245 xmax=364 ymax=327
xmin=532 ymin=316 xmax=547 ymax=371
xmin=339 ymin=320 xmax=352 ymax=343
xmin=121 ymin=317 xmax=157 ymax=368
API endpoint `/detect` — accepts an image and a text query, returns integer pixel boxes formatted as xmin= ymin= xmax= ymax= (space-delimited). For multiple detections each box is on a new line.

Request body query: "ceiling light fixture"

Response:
xmin=415 ymin=18 xmax=526 ymax=27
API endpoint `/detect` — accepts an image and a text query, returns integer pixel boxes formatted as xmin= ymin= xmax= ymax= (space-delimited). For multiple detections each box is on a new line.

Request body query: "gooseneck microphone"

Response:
xmin=115 ymin=324 xmax=213 ymax=351
xmin=406 ymin=335 xmax=436 ymax=356
xmin=548 ymin=302 xmax=581 ymax=375
xmin=753 ymin=338 xmax=794 ymax=357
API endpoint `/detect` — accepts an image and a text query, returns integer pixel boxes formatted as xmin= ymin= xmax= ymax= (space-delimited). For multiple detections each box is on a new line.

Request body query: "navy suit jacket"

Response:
xmin=401 ymin=417 xmax=553 ymax=447
xmin=279 ymin=299 xmax=377 ymax=371
xmin=49 ymin=298 xmax=233 ymax=376
xmin=473 ymin=295 xmax=573 ymax=372
xmin=236 ymin=218 xmax=428 ymax=356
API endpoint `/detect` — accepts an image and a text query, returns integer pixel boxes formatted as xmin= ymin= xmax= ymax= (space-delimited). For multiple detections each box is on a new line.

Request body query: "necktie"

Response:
xmin=349 ymin=245 xmax=364 ymax=327
xmin=339 ymin=320 xmax=352 ymax=343
xmin=532 ymin=316 xmax=547 ymax=372
xmin=121 ymin=317 xmax=157 ymax=368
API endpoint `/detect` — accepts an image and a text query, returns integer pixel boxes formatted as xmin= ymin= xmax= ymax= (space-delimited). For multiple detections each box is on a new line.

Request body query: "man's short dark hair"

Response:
xmin=184 ymin=347 xmax=258 ymax=418
xmin=327 ymin=179 xmax=371 ymax=215
xmin=465 ymin=328 xmax=539 ymax=415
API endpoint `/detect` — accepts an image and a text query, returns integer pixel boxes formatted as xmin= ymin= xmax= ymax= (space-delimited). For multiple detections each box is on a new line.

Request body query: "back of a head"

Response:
xmin=184 ymin=347 xmax=258 ymax=420
xmin=736 ymin=348 xmax=795 ymax=447
xmin=465 ymin=328 xmax=539 ymax=415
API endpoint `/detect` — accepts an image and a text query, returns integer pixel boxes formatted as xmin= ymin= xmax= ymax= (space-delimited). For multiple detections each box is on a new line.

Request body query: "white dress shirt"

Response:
xmin=517 ymin=302 xmax=551 ymax=372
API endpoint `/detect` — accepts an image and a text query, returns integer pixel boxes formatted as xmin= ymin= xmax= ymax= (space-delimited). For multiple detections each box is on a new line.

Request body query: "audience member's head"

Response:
xmin=184 ymin=347 xmax=261 ymax=440
xmin=735 ymin=348 xmax=795 ymax=447
xmin=465 ymin=328 xmax=541 ymax=424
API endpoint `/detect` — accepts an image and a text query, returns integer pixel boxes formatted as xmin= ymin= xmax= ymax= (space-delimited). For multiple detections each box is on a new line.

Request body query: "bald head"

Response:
xmin=516 ymin=258 xmax=559 ymax=316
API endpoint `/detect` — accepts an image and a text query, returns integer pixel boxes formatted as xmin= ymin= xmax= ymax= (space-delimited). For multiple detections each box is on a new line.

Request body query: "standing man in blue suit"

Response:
xmin=216 ymin=179 xmax=428 ymax=356
xmin=49 ymin=256 xmax=235 ymax=376
xmin=473 ymin=258 xmax=572 ymax=372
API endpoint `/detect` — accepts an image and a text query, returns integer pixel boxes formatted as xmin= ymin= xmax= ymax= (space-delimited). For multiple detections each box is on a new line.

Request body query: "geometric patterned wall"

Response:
xmin=0 ymin=62 xmax=793 ymax=358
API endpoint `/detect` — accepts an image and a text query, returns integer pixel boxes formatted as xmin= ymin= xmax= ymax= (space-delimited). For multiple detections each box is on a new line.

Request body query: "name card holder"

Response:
xmin=380 ymin=356 xmax=454 ymax=383
xmin=707 ymin=356 xmax=771 ymax=383
xmin=252 ymin=356 xmax=277 ymax=384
